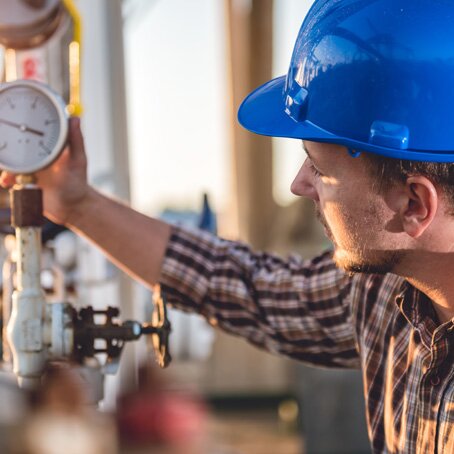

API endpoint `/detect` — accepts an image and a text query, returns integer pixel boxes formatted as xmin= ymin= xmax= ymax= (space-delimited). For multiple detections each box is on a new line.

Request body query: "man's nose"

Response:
xmin=290 ymin=159 xmax=319 ymax=201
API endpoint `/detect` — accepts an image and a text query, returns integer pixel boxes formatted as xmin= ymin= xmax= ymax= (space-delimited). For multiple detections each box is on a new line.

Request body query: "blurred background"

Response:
xmin=0 ymin=1 xmax=370 ymax=453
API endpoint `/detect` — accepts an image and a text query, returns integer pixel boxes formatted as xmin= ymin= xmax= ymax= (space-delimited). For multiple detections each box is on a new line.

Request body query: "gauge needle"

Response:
xmin=0 ymin=118 xmax=45 ymax=136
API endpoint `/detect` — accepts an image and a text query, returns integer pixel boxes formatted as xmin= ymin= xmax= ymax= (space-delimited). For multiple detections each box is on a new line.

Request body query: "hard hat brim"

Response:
xmin=238 ymin=76 xmax=336 ymax=141
xmin=238 ymin=76 xmax=454 ymax=162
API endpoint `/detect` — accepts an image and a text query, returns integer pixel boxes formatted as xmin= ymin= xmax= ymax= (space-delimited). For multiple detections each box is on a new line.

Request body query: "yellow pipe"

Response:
xmin=62 ymin=0 xmax=83 ymax=116
xmin=5 ymin=49 xmax=17 ymax=82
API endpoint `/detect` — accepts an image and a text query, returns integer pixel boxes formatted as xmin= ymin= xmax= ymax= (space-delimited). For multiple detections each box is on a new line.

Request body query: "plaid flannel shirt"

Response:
xmin=160 ymin=226 xmax=454 ymax=453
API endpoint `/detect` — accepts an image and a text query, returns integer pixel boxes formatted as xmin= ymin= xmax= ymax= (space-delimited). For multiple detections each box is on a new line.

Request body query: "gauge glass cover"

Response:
xmin=0 ymin=80 xmax=68 ymax=174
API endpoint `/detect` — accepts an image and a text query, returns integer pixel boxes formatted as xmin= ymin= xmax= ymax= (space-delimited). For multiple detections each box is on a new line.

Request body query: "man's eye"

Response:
xmin=309 ymin=162 xmax=323 ymax=177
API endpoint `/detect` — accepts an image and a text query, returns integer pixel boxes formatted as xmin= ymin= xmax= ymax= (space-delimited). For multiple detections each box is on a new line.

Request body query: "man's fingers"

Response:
xmin=68 ymin=117 xmax=86 ymax=161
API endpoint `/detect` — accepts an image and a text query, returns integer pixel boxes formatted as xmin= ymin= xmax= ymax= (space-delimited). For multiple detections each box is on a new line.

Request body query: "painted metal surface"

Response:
xmin=239 ymin=0 xmax=454 ymax=162
xmin=7 ymin=226 xmax=46 ymax=387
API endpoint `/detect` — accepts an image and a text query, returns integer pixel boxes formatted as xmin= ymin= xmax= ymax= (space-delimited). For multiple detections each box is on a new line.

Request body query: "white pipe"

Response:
xmin=6 ymin=226 xmax=47 ymax=388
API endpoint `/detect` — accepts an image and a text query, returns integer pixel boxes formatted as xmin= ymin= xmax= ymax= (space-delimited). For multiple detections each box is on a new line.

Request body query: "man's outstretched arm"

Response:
xmin=67 ymin=188 xmax=171 ymax=288
xmin=0 ymin=117 xmax=171 ymax=289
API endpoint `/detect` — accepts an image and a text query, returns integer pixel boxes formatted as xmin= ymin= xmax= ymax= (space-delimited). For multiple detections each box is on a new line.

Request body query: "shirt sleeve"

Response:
xmin=159 ymin=225 xmax=361 ymax=369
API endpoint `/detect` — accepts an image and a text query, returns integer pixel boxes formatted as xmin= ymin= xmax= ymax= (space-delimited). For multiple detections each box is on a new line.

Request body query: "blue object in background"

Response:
xmin=198 ymin=193 xmax=217 ymax=234
xmin=160 ymin=193 xmax=217 ymax=235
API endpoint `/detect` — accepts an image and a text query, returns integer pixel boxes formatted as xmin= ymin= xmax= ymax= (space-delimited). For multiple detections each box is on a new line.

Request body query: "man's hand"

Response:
xmin=0 ymin=117 xmax=92 ymax=226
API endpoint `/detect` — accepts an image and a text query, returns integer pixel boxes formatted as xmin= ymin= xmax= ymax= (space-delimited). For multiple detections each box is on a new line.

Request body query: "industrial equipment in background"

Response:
xmin=0 ymin=0 xmax=172 ymax=390
xmin=0 ymin=0 xmax=82 ymax=115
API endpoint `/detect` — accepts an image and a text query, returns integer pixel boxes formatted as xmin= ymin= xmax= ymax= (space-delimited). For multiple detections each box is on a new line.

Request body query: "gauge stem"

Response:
xmin=16 ymin=174 xmax=37 ymax=186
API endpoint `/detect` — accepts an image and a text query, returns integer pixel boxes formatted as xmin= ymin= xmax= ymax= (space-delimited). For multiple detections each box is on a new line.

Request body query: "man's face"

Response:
xmin=291 ymin=141 xmax=405 ymax=274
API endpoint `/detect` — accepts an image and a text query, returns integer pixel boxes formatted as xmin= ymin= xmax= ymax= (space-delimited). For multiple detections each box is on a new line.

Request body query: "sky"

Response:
xmin=124 ymin=0 xmax=314 ymax=217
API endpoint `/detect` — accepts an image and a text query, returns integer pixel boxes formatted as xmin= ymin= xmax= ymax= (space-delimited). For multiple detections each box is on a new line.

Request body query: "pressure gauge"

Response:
xmin=0 ymin=80 xmax=68 ymax=174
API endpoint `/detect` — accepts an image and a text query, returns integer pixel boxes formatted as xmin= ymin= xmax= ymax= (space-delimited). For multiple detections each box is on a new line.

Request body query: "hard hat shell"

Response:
xmin=238 ymin=0 xmax=454 ymax=162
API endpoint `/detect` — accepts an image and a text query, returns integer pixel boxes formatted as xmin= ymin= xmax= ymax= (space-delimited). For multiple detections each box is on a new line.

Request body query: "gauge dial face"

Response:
xmin=0 ymin=80 xmax=68 ymax=174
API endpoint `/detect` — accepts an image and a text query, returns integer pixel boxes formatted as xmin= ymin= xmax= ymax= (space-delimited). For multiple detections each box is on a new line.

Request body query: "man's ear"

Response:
xmin=401 ymin=176 xmax=438 ymax=238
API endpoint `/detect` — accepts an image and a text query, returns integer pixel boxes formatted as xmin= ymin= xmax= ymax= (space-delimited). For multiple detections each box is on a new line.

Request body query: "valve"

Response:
xmin=72 ymin=290 xmax=171 ymax=373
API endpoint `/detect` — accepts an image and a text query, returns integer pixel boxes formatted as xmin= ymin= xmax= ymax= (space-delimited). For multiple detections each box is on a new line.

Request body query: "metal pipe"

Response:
xmin=16 ymin=227 xmax=41 ymax=290
xmin=7 ymin=226 xmax=46 ymax=387
xmin=6 ymin=181 xmax=47 ymax=388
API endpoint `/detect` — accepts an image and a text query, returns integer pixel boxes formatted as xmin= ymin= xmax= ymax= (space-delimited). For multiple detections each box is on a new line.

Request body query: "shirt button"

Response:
xmin=430 ymin=375 xmax=441 ymax=386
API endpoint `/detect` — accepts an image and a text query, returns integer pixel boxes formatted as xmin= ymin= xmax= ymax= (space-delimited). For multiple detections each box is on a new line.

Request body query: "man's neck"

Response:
xmin=398 ymin=252 xmax=454 ymax=324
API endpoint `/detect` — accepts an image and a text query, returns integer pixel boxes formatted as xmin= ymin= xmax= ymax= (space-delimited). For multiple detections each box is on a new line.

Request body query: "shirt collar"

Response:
xmin=395 ymin=281 xmax=454 ymax=348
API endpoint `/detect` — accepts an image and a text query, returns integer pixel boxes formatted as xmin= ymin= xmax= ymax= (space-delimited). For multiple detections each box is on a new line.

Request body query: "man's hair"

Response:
xmin=364 ymin=154 xmax=454 ymax=214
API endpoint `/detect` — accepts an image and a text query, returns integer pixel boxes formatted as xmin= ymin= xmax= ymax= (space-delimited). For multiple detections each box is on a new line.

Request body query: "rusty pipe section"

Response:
xmin=6 ymin=179 xmax=46 ymax=388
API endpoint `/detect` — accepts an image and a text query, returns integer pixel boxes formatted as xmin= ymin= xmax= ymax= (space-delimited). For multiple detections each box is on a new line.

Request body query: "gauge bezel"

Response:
xmin=0 ymin=79 xmax=69 ymax=174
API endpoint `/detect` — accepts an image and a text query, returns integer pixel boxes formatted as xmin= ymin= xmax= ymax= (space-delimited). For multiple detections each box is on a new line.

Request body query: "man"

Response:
xmin=2 ymin=0 xmax=453 ymax=452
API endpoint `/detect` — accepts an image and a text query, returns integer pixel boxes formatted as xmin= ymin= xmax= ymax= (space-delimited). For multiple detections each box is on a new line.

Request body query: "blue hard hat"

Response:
xmin=238 ymin=0 xmax=454 ymax=162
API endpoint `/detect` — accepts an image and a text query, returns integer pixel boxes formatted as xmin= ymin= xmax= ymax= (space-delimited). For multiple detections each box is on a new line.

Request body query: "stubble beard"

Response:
xmin=315 ymin=206 xmax=402 ymax=275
